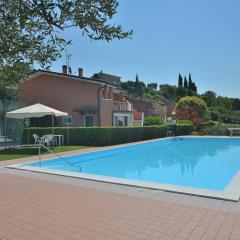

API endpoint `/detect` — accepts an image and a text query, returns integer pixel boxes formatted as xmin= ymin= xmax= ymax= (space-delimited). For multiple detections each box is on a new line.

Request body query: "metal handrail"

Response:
xmin=38 ymin=144 xmax=81 ymax=171
xmin=167 ymin=130 xmax=176 ymax=140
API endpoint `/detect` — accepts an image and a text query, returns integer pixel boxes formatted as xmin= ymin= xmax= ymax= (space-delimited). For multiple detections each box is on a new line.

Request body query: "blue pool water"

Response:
xmin=25 ymin=138 xmax=240 ymax=191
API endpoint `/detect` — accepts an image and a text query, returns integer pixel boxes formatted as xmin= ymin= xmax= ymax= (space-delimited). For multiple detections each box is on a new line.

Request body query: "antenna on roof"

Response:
xmin=65 ymin=49 xmax=72 ymax=74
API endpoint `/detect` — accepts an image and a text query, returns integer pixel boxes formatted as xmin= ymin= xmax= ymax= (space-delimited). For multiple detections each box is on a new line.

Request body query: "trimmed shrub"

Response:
xmin=176 ymin=96 xmax=207 ymax=125
xmin=176 ymin=106 xmax=201 ymax=125
xmin=22 ymin=124 xmax=193 ymax=146
xmin=177 ymin=119 xmax=193 ymax=125
xmin=176 ymin=96 xmax=207 ymax=117
xmin=143 ymin=116 xmax=164 ymax=126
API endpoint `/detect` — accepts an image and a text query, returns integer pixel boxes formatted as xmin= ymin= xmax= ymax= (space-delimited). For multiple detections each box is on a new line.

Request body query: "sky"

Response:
xmin=50 ymin=0 xmax=240 ymax=98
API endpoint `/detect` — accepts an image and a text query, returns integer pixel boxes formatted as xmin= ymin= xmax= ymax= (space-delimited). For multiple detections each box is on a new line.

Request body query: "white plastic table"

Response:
xmin=54 ymin=135 xmax=64 ymax=146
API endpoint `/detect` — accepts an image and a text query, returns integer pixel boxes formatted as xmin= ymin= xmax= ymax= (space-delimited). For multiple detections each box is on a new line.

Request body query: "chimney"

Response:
xmin=62 ymin=65 xmax=67 ymax=74
xmin=78 ymin=68 xmax=83 ymax=77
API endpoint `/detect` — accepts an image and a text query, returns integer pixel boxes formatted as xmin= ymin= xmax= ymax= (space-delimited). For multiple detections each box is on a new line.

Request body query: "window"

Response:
xmin=154 ymin=110 xmax=160 ymax=115
xmin=84 ymin=115 xmax=95 ymax=127
xmin=114 ymin=116 xmax=128 ymax=126
xmin=63 ymin=116 xmax=73 ymax=125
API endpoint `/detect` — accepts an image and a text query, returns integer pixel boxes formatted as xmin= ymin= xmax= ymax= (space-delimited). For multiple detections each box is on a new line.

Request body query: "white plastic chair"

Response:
xmin=42 ymin=134 xmax=57 ymax=147
xmin=33 ymin=134 xmax=43 ymax=145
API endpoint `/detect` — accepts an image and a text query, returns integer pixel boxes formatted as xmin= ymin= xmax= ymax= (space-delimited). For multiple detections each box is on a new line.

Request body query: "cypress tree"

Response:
xmin=188 ymin=73 xmax=193 ymax=90
xmin=184 ymin=76 xmax=188 ymax=89
xmin=136 ymin=73 xmax=139 ymax=83
xmin=178 ymin=74 xmax=183 ymax=87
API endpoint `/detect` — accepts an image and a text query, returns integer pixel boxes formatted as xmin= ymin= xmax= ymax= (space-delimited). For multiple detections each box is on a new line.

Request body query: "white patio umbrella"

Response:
xmin=5 ymin=103 xmax=69 ymax=146
xmin=6 ymin=103 xmax=68 ymax=119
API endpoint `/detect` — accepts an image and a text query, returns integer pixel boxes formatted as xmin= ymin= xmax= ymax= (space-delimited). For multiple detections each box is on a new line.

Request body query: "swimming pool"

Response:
xmin=9 ymin=137 xmax=240 ymax=201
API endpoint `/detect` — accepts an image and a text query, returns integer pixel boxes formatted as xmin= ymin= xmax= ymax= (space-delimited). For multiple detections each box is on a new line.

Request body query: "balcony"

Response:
xmin=113 ymin=101 xmax=132 ymax=112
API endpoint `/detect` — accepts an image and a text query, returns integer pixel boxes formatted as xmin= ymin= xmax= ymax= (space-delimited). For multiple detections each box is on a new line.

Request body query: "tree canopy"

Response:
xmin=0 ymin=0 xmax=132 ymax=92
xmin=121 ymin=73 xmax=199 ymax=102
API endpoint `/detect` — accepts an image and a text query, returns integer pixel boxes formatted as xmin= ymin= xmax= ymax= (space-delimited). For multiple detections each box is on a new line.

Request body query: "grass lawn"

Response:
xmin=0 ymin=146 xmax=90 ymax=161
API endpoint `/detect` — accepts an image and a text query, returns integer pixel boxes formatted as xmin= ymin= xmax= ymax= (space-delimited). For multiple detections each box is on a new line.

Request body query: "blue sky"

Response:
xmin=51 ymin=0 xmax=240 ymax=98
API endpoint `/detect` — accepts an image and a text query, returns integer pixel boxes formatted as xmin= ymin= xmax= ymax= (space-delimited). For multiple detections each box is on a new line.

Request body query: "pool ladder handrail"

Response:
xmin=38 ymin=144 xmax=81 ymax=171
xmin=167 ymin=130 xmax=176 ymax=140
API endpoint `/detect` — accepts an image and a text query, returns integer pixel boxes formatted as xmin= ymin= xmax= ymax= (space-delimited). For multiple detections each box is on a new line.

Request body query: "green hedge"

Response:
xmin=169 ymin=123 xmax=195 ymax=136
xmin=23 ymin=124 xmax=193 ymax=146
xmin=143 ymin=116 xmax=164 ymax=126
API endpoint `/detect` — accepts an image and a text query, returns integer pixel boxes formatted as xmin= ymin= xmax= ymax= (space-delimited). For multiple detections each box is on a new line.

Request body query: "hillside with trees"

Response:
xmin=121 ymin=73 xmax=240 ymax=124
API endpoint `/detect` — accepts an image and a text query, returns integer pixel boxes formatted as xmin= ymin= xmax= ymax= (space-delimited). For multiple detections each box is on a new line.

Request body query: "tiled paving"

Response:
xmin=1 ymin=171 xmax=240 ymax=240
xmin=1 ymin=146 xmax=240 ymax=240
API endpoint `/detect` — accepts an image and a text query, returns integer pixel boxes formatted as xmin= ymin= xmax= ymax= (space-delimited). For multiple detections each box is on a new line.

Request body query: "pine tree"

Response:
xmin=178 ymin=74 xmax=183 ymax=88
xmin=184 ymin=76 xmax=188 ymax=89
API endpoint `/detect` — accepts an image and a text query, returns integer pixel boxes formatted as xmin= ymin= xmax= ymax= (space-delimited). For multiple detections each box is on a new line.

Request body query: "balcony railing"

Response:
xmin=113 ymin=101 xmax=132 ymax=111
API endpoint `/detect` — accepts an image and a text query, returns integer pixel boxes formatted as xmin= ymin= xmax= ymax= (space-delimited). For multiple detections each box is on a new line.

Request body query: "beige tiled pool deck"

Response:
xmin=1 ymin=147 xmax=240 ymax=240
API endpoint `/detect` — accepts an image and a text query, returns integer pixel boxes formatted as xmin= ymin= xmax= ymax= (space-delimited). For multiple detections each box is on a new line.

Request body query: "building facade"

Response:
xmin=18 ymin=66 xmax=135 ymax=127
xmin=129 ymin=97 xmax=167 ymax=122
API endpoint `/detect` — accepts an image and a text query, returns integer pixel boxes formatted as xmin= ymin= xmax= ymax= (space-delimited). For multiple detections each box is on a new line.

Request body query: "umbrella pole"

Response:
xmin=52 ymin=113 xmax=54 ymax=135
xmin=27 ymin=118 xmax=29 ymax=145
xmin=52 ymin=113 xmax=55 ymax=150
xmin=67 ymin=115 xmax=69 ymax=146
xmin=4 ymin=114 xmax=7 ymax=151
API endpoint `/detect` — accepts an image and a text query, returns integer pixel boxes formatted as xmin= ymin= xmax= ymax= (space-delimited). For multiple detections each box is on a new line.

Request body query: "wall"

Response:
xmin=18 ymin=74 xmax=100 ymax=126
xmin=113 ymin=92 xmax=124 ymax=102
xmin=131 ymin=99 xmax=149 ymax=116
xmin=19 ymin=73 xmax=134 ymax=127
xmin=100 ymin=99 xmax=114 ymax=126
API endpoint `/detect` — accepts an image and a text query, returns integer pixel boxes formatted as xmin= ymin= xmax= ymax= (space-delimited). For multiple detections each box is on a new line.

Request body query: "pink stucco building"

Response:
xmin=18 ymin=66 xmax=135 ymax=127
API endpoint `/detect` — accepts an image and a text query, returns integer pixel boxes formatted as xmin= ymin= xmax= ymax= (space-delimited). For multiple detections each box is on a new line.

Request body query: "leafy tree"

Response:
xmin=176 ymin=86 xmax=188 ymax=99
xmin=232 ymin=98 xmax=240 ymax=111
xmin=135 ymin=82 xmax=146 ymax=96
xmin=0 ymin=63 xmax=33 ymax=98
xmin=147 ymin=83 xmax=158 ymax=90
xmin=121 ymin=81 xmax=136 ymax=94
xmin=159 ymin=84 xmax=177 ymax=100
xmin=0 ymin=0 xmax=133 ymax=88
xmin=121 ymin=74 xmax=145 ymax=97
xmin=201 ymin=91 xmax=217 ymax=107
xmin=134 ymin=74 xmax=145 ymax=96
xmin=178 ymin=74 xmax=183 ymax=88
